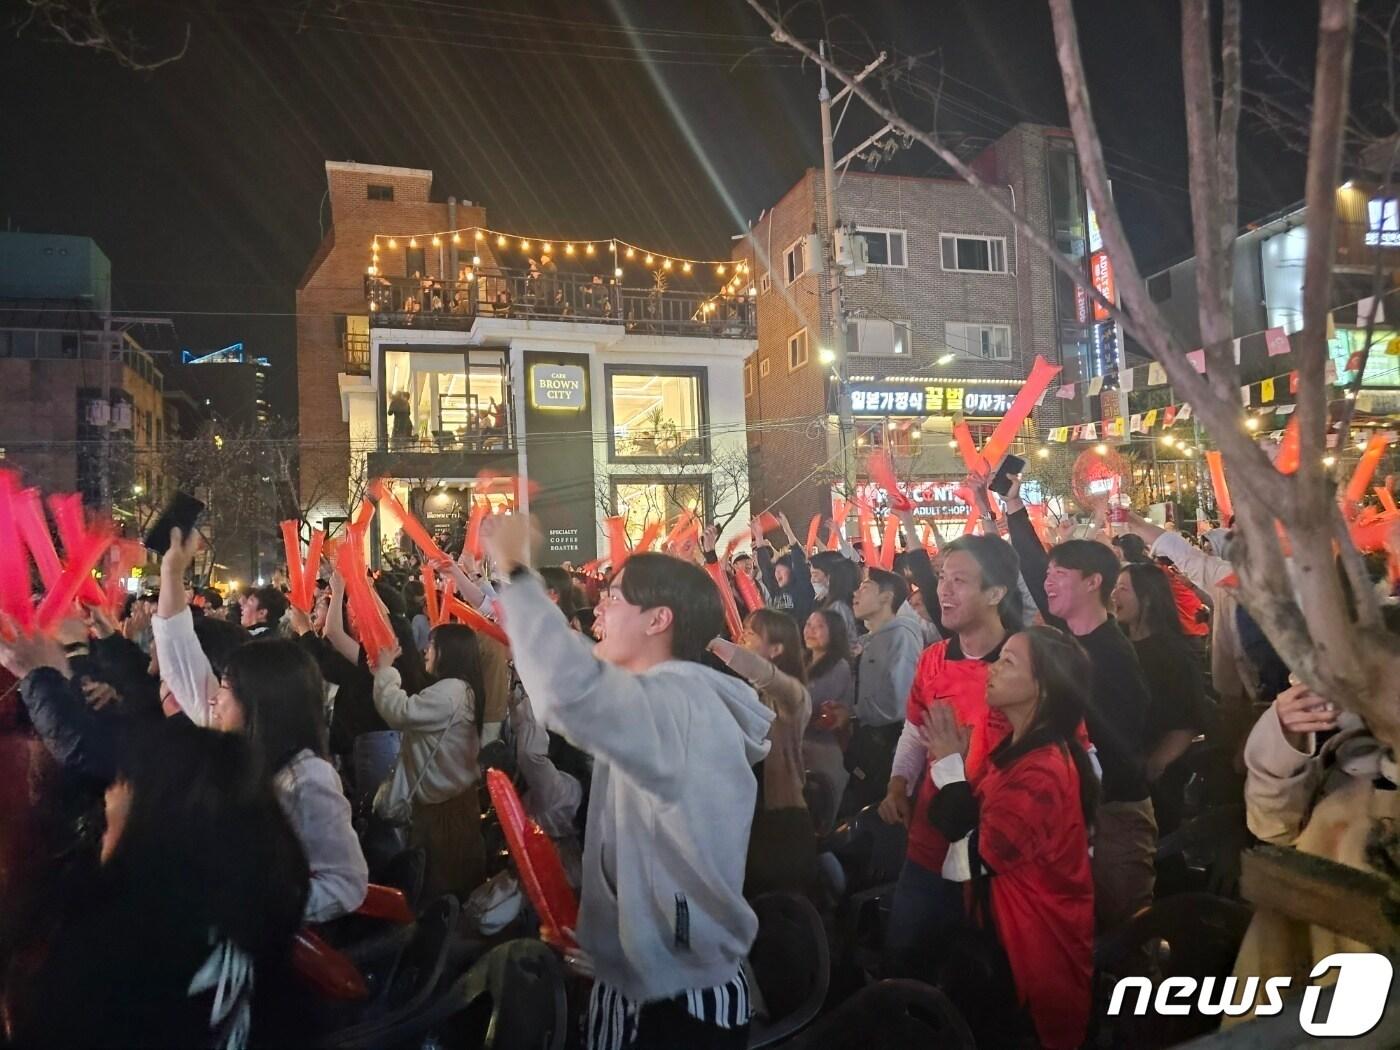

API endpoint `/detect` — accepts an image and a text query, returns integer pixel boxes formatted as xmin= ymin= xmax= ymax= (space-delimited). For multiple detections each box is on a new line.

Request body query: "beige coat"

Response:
xmin=1226 ymin=704 xmax=1398 ymax=1023
xmin=722 ymin=646 xmax=812 ymax=812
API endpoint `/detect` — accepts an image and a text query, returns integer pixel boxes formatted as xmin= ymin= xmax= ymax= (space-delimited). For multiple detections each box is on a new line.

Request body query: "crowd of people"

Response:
xmin=0 ymin=462 xmax=1393 ymax=1049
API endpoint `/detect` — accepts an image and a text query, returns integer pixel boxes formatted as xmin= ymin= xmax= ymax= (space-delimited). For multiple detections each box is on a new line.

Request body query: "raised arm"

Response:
xmin=1001 ymin=479 xmax=1051 ymax=622
xmin=152 ymin=528 xmax=215 ymax=725
xmin=323 ymin=571 xmax=362 ymax=666
xmin=707 ymin=637 xmax=810 ymax=721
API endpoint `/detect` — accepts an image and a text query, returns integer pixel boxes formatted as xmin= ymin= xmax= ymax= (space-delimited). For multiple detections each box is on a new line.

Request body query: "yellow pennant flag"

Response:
xmin=1260 ymin=377 xmax=1275 ymax=403
xmin=1143 ymin=408 xmax=1158 ymax=429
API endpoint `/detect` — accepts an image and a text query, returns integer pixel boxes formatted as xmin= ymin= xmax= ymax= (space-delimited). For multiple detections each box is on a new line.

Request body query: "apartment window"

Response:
xmin=783 ymin=238 xmax=809 ymax=285
xmin=367 ymin=184 xmax=394 ymax=201
xmin=946 ymin=321 xmax=1013 ymax=361
xmin=759 ymin=272 xmax=772 ymax=295
xmin=606 ymin=367 xmax=707 ymax=461
xmin=856 ymin=227 xmax=907 ymax=267
xmin=845 ymin=317 xmax=911 ymax=357
xmin=405 ymin=246 xmax=426 ymax=277
xmin=611 ymin=477 xmax=710 ymax=546
xmin=744 ymin=361 xmax=754 ymax=397
xmin=940 ymin=233 xmax=1007 ymax=273
xmin=787 ymin=328 xmax=810 ymax=372
xmin=759 ymin=358 xmax=771 ymax=378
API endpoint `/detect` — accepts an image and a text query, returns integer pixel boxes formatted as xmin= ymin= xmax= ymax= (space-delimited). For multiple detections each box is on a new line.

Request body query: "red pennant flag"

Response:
xmin=1163 ymin=405 xmax=1178 ymax=427
xmin=1289 ymin=371 xmax=1300 ymax=395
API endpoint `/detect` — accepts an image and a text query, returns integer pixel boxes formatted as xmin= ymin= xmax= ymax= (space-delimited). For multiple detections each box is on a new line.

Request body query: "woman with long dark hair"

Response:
xmin=1112 ymin=562 xmax=1208 ymax=832
xmin=3 ymin=719 xmax=308 ymax=1049
xmin=373 ymin=623 xmax=487 ymax=900
xmin=708 ymin=608 xmax=815 ymax=894
xmin=922 ymin=625 xmax=1096 ymax=1050
xmin=217 ymin=640 xmax=368 ymax=923
xmin=803 ymin=608 xmax=853 ymax=709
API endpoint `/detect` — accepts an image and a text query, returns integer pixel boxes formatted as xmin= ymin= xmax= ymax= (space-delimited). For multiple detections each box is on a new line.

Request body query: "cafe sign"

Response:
xmin=848 ymin=382 xmax=1017 ymax=418
xmin=531 ymin=363 xmax=587 ymax=410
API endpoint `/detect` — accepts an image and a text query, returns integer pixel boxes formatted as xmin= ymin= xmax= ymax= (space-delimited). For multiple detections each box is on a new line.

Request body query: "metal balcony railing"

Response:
xmin=343 ymin=331 xmax=370 ymax=375
xmin=365 ymin=269 xmax=755 ymax=339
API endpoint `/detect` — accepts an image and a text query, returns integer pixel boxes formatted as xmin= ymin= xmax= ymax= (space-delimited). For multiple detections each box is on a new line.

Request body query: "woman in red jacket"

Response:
xmin=922 ymin=625 xmax=1097 ymax=1050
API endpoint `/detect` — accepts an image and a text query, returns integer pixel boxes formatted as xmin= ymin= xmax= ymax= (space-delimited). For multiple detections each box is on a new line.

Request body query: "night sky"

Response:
xmin=0 ymin=0 xmax=1325 ymax=417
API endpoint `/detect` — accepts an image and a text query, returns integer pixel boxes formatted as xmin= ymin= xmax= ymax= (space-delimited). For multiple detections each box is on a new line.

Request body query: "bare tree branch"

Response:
xmin=19 ymin=0 xmax=190 ymax=71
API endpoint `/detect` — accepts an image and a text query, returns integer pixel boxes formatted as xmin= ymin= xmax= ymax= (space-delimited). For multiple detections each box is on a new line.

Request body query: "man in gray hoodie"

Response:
xmin=840 ymin=567 xmax=928 ymax=811
xmin=486 ymin=518 xmax=775 ymax=1050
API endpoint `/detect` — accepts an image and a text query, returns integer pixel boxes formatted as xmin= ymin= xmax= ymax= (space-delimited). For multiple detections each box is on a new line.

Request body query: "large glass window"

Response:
xmin=611 ymin=477 xmax=709 ymax=545
xmin=384 ymin=347 xmax=511 ymax=450
xmin=607 ymin=368 xmax=706 ymax=460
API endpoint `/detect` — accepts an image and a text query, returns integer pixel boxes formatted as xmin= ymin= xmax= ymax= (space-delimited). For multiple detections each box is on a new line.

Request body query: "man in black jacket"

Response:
xmin=998 ymin=476 xmax=1154 ymax=931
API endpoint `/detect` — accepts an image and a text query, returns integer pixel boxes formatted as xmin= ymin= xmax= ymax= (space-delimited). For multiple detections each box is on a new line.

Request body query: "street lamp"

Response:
xmin=936 ymin=353 xmax=956 ymax=366
xmin=818 ymin=347 xmax=837 ymax=366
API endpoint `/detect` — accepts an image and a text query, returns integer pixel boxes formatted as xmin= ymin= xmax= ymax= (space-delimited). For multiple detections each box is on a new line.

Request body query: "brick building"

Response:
xmin=735 ymin=123 xmax=1093 ymax=537
xmin=296 ymin=161 xmax=756 ymax=560
xmin=296 ymin=162 xmax=493 ymax=521
xmin=0 ymin=232 xmax=174 ymax=518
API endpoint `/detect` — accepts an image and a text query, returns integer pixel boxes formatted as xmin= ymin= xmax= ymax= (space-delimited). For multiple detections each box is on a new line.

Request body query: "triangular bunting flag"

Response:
xmin=1178 ymin=402 xmax=1193 ymax=421
xmin=1233 ymin=338 xmax=1242 ymax=365
xmin=1347 ymin=351 xmax=1365 ymax=374
xmin=1325 ymin=360 xmax=1338 ymax=384
xmin=1119 ymin=368 xmax=1136 ymax=393
xmin=1130 ymin=413 xmax=1144 ymax=433
xmin=1265 ymin=327 xmax=1291 ymax=357
xmin=1143 ymin=408 xmax=1158 ymax=429
xmin=1277 ymin=404 xmax=1296 ymax=415
xmin=1148 ymin=362 xmax=1167 ymax=386
xmin=1261 ymin=377 xmax=1275 ymax=403
xmin=1056 ymin=383 xmax=1076 ymax=399
xmin=1163 ymin=405 xmax=1178 ymax=426
xmin=1359 ymin=296 xmax=1386 ymax=326
xmin=1289 ymin=370 xmax=1300 ymax=394
xmin=1326 ymin=311 xmax=1336 ymax=339
xmin=1088 ymin=376 xmax=1104 ymax=396
xmin=1186 ymin=349 xmax=1207 ymax=373
xmin=1083 ymin=422 xmax=1098 ymax=440
xmin=1241 ymin=385 xmax=1251 ymax=406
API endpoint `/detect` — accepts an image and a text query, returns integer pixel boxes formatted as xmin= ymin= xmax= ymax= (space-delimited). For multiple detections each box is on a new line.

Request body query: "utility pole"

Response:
xmin=818 ymin=41 xmax=855 ymax=504
xmin=819 ymin=44 xmax=888 ymax=510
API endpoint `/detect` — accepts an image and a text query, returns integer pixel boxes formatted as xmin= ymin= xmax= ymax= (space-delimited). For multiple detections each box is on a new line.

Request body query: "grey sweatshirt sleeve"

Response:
xmin=887 ymin=628 xmax=922 ymax=722
xmin=498 ymin=574 xmax=689 ymax=799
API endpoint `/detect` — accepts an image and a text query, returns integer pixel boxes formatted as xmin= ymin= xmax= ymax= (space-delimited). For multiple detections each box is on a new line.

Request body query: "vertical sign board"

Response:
xmin=523 ymin=353 xmax=597 ymax=563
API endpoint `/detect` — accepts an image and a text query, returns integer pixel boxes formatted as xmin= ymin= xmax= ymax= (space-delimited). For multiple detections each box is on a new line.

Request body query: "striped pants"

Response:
xmin=586 ymin=969 xmax=751 ymax=1050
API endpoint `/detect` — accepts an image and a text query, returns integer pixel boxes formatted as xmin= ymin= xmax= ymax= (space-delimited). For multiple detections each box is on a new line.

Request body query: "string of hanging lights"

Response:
xmin=366 ymin=225 xmax=750 ymax=282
